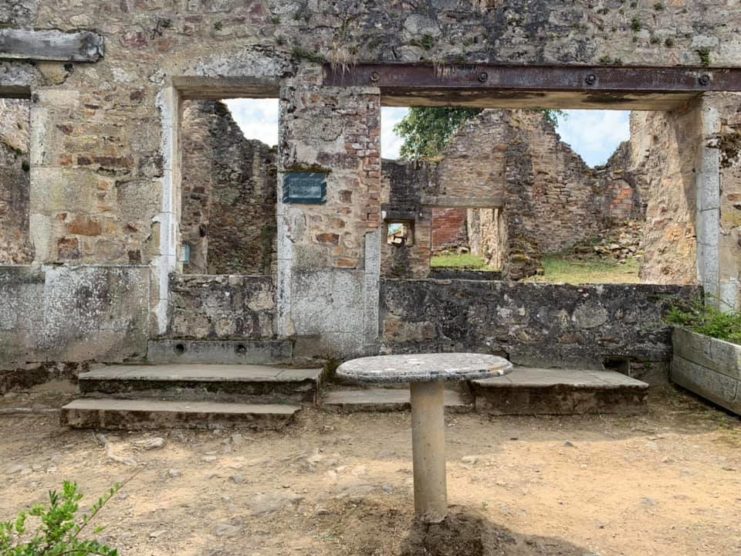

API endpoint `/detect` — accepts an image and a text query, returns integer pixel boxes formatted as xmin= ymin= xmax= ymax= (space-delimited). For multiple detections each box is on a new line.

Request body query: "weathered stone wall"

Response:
xmin=168 ymin=274 xmax=274 ymax=339
xmin=382 ymin=110 xmax=641 ymax=279
xmin=180 ymin=100 xmax=277 ymax=275
xmin=381 ymin=279 xmax=700 ymax=379
xmin=629 ymin=107 xmax=701 ymax=285
xmin=0 ymin=98 xmax=33 ymax=264
xmin=0 ymin=265 xmax=149 ymax=370
xmin=0 ymin=0 xmax=737 ymax=357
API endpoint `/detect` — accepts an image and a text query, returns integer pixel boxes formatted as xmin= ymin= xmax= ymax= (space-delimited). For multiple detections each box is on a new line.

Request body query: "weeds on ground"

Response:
xmin=430 ymin=253 xmax=488 ymax=269
xmin=527 ymin=254 xmax=640 ymax=284
xmin=666 ymin=298 xmax=741 ymax=345
xmin=0 ymin=481 xmax=121 ymax=555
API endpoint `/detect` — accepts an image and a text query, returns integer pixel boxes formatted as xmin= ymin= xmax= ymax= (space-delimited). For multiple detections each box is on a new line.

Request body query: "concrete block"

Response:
xmin=672 ymin=355 xmax=740 ymax=415
xmin=673 ymin=327 xmax=741 ymax=379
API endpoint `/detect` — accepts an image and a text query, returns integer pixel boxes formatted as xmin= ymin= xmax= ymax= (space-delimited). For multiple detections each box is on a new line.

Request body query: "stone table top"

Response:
xmin=336 ymin=353 xmax=513 ymax=384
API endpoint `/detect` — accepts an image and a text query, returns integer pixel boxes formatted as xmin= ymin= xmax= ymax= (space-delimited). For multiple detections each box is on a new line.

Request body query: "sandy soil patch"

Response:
xmin=1 ymin=386 xmax=739 ymax=555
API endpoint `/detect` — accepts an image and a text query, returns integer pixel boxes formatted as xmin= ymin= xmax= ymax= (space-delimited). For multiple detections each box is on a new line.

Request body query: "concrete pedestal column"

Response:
xmin=410 ymin=381 xmax=447 ymax=523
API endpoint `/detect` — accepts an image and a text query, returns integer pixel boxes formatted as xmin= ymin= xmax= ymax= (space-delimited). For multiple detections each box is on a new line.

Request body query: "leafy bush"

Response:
xmin=0 ymin=481 xmax=121 ymax=555
xmin=666 ymin=298 xmax=741 ymax=345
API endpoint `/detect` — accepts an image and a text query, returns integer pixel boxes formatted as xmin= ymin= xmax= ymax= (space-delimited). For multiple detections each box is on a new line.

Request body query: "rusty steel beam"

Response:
xmin=324 ymin=64 xmax=741 ymax=93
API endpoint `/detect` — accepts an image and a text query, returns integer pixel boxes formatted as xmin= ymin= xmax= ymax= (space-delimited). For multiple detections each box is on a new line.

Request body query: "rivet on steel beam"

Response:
xmin=477 ymin=71 xmax=488 ymax=83
xmin=585 ymin=74 xmax=597 ymax=86
xmin=369 ymin=71 xmax=380 ymax=83
xmin=698 ymin=74 xmax=710 ymax=86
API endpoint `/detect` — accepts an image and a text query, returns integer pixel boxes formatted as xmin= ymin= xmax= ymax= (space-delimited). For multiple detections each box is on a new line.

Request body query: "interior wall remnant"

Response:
xmin=0 ymin=98 xmax=33 ymax=264
xmin=468 ymin=207 xmax=506 ymax=271
xmin=381 ymin=109 xmax=644 ymax=280
xmin=629 ymin=107 xmax=701 ymax=285
xmin=430 ymin=207 xmax=467 ymax=253
xmin=180 ymin=100 xmax=277 ymax=275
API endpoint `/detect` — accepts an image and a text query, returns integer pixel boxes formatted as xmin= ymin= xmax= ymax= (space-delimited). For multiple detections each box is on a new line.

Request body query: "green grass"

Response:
xmin=526 ymin=255 xmax=640 ymax=285
xmin=430 ymin=253 xmax=488 ymax=269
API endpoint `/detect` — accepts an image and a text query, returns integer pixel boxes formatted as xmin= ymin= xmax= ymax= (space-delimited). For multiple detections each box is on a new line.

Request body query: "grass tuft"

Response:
xmin=430 ymin=253 xmax=488 ymax=269
xmin=526 ymin=255 xmax=640 ymax=285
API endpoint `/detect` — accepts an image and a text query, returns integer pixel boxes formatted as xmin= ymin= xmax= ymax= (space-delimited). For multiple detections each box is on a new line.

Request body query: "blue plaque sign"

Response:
xmin=283 ymin=172 xmax=327 ymax=204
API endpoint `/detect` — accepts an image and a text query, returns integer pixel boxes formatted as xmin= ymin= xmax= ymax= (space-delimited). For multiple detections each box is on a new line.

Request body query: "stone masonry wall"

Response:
xmin=382 ymin=279 xmax=700 ymax=380
xmin=168 ymin=274 xmax=274 ymax=339
xmin=382 ymin=110 xmax=640 ymax=279
xmin=630 ymin=107 xmax=701 ymax=285
xmin=0 ymin=99 xmax=33 ymax=264
xmin=181 ymin=100 xmax=277 ymax=275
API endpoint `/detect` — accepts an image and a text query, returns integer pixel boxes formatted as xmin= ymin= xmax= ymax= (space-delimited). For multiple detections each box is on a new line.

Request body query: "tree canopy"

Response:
xmin=394 ymin=107 xmax=564 ymax=161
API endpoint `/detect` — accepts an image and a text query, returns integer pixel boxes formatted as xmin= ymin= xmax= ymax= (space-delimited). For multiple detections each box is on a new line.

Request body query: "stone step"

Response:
xmin=471 ymin=367 xmax=649 ymax=415
xmin=322 ymin=388 xmax=473 ymax=413
xmin=78 ymin=364 xmax=323 ymax=405
xmin=147 ymin=339 xmax=293 ymax=365
xmin=60 ymin=398 xmax=300 ymax=430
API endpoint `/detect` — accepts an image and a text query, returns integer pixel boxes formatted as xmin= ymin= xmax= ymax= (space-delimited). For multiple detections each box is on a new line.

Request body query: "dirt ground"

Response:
xmin=1 ymin=384 xmax=739 ymax=556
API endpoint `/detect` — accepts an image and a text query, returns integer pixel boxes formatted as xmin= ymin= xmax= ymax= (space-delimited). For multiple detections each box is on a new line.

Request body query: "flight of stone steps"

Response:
xmin=61 ymin=363 xmax=648 ymax=430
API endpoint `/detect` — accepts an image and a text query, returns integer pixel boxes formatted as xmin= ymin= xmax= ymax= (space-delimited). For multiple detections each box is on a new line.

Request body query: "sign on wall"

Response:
xmin=283 ymin=172 xmax=327 ymax=205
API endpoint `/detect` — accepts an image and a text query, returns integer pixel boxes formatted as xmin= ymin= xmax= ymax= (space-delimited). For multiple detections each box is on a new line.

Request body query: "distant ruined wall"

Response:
xmin=431 ymin=207 xmax=467 ymax=253
xmin=0 ymin=99 xmax=33 ymax=264
xmin=382 ymin=110 xmax=642 ymax=279
xmin=181 ymin=100 xmax=277 ymax=275
xmin=628 ymin=108 xmax=701 ymax=285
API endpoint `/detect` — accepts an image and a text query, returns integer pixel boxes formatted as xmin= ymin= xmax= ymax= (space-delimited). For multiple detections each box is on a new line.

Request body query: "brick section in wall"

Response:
xmin=431 ymin=207 xmax=468 ymax=253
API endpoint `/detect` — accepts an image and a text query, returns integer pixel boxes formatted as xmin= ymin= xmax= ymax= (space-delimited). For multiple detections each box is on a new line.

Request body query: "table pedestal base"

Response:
xmin=410 ymin=381 xmax=447 ymax=523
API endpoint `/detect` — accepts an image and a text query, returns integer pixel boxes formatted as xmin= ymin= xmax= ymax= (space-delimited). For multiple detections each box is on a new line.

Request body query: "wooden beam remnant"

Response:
xmin=0 ymin=29 xmax=104 ymax=62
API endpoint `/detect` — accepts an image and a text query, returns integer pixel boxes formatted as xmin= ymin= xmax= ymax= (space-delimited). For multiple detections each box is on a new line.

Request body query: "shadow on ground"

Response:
xmin=401 ymin=506 xmax=588 ymax=556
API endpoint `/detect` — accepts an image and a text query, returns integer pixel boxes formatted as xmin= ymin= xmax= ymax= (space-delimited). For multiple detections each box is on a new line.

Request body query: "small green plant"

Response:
xmin=664 ymin=37 xmax=675 ymax=47
xmin=696 ymin=47 xmax=711 ymax=67
xmin=665 ymin=298 xmax=741 ymax=344
xmin=653 ymin=2 xmax=665 ymax=10
xmin=630 ymin=17 xmax=642 ymax=33
xmin=0 ymin=481 xmax=122 ymax=555
xmin=291 ymin=46 xmax=326 ymax=64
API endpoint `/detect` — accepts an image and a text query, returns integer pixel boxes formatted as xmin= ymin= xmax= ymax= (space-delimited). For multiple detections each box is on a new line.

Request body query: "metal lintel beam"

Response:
xmin=0 ymin=29 xmax=104 ymax=62
xmin=324 ymin=64 xmax=741 ymax=94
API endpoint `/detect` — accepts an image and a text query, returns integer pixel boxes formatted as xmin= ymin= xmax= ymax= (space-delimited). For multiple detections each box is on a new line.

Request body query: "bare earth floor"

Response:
xmin=1 ymin=386 xmax=739 ymax=556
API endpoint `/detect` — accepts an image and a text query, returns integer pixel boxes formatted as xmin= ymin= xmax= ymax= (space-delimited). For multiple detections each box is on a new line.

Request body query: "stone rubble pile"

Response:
xmin=572 ymin=220 xmax=644 ymax=262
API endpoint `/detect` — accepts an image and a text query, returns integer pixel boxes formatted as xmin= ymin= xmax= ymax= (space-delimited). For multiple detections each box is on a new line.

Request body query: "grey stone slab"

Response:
xmin=473 ymin=367 xmax=648 ymax=389
xmin=80 ymin=364 xmax=321 ymax=383
xmin=323 ymin=388 xmax=471 ymax=412
xmin=61 ymin=398 xmax=300 ymax=430
xmin=337 ymin=353 xmax=512 ymax=384
xmin=671 ymin=355 xmax=740 ymax=415
xmin=0 ymin=29 xmax=104 ymax=62
xmin=673 ymin=327 xmax=741 ymax=379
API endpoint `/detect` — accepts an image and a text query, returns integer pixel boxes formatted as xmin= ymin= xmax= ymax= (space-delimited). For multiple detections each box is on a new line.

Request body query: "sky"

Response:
xmin=224 ymin=99 xmax=630 ymax=168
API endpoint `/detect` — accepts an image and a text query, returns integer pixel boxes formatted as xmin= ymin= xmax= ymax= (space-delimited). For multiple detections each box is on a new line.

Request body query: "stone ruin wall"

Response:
xmin=628 ymin=107 xmax=701 ymax=285
xmin=180 ymin=100 xmax=278 ymax=276
xmin=0 ymin=99 xmax=33 ymax=264
xmin=0 ymin=0 xmax=737 ymax=366
xmin=382 ymin=109 xmax=644 ymax=280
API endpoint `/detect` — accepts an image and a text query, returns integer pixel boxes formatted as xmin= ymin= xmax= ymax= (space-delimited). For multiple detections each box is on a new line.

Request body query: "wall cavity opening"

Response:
xmin=0 ymin=97 xmax=33 ymax=264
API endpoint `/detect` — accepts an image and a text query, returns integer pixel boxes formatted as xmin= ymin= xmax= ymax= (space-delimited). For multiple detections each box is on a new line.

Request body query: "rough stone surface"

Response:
xmin=322 ymin=387 xmax=471 ymax=413
xmin=671 ymin=327 xmax=740 ymax=415
xmin=60 ymin=398 xmax=300 ymax=430
xmin=337 ymin=353 xmax=511 ymax=384
xmin=0 ymin=98 xmax=33 ymax=264
xmin=169 ymin=274 xmax=275 ymax=339
xmin=473 ymin=367 xmax=648 ymax=415
xmin=0 ymin=265 xmax=149 ymax=370
xmin=381 ymin=279 xmax=700 ymax=376
xmin=181 ymin=100 xmax=277 ymax=275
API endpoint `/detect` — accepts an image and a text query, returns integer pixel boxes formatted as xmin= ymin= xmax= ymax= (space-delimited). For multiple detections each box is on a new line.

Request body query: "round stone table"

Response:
xmin=336 ymin=353 xmax=512 ymax=523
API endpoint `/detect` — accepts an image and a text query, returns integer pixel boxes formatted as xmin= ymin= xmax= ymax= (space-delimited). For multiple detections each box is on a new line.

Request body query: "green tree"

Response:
xmin=394 ymin=107 xmax=565 ymax=160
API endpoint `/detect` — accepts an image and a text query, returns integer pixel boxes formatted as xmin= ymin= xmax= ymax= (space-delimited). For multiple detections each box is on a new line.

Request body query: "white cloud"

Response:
xmin=381 ymin=107 xmax=409 ymax=159
xmin=555 ymin=110 xmax=630 ymax=167
xmin=223 ymin=98 xmax=279 ymax=146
